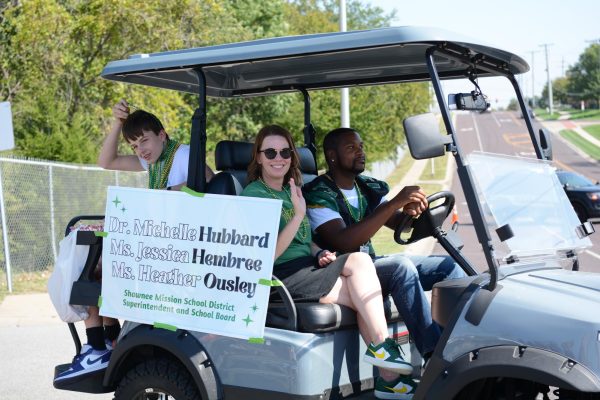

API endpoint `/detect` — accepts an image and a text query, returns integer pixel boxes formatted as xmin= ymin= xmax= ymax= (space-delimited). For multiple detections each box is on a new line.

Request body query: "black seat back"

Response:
xmin=297 ymin=147 xmax=317 ymax=184
xmin=215 ymin=140 xmax=318 ymax=187
xmin=215 ymin=140 xmax=253 ymax=187
xmin=205 ymin=171 xmax=243 ymax=195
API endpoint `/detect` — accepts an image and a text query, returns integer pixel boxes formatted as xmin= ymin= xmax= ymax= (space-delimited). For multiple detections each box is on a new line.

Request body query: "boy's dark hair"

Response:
xmin=122 ymin=110 xmax=166 ymax=142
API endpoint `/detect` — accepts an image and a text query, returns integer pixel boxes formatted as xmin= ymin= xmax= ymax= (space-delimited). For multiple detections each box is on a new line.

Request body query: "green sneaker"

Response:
xmin=363 ymin=338 xmax=413 ymax=374
xmin=374 ymin=375 xmax=417 ymax=399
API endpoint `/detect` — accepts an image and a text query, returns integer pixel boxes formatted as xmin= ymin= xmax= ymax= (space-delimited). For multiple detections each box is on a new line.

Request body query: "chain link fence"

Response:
xmin=0 ymin=156 xmax=145 ymax=290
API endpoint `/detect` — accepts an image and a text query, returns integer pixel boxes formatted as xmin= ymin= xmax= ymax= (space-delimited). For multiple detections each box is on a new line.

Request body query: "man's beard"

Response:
xmin=351 ymin=161 xmax=365 ymax=174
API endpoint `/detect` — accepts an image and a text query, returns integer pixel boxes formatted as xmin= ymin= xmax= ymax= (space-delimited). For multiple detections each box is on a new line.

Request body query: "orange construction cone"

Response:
xmin=451 ymin=205 xmax=459 ymax=231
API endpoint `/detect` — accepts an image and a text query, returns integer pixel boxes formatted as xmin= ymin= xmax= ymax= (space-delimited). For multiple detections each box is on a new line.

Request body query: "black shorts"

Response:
xmin=272 ymin=253 xmax=349 ymax=302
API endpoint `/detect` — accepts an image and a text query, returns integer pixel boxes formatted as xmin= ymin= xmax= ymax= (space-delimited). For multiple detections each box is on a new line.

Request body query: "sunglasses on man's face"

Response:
xmin=259 ymin=148 xmax=292 ymax=160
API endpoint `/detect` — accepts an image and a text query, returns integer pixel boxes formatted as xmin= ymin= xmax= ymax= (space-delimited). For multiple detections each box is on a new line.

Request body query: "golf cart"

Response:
xmin=53 ymin=27 xmax=600 ymax=399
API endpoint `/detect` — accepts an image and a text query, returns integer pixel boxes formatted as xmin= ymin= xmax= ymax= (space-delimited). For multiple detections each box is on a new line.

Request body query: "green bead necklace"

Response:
xmin=148 ymin=139 xmax=180 ymax=189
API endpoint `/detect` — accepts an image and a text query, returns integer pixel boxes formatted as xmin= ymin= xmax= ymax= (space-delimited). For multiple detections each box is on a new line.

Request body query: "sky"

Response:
xmin=366 ymin=0 xmax=600 ymax=108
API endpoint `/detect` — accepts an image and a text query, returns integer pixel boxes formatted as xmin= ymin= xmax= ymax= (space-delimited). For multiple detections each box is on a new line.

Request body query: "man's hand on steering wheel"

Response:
xmin=403 ymin=201 xmax=427 ymax=217
xmin=391 ymin=186 xmax=428 ymax=215
xmin=394 ymin=191 xmax=455 ymax=245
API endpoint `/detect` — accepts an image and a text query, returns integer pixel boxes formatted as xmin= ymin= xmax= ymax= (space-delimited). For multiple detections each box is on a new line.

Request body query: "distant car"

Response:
xmin=556 ymin=170 xmax=600 ymax=221
xmin=519 ymin=107 xmax=536 ymax=119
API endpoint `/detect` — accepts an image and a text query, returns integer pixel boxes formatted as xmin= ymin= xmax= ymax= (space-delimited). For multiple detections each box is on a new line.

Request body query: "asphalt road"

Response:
xmin=433 ymin=111 xmax=600 ymax=273
xmin=0 ymin=294 xmax=113 ymax=400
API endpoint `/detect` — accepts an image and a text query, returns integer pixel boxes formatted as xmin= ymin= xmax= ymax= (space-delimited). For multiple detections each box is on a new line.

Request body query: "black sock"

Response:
xmin=104 ymin=323 xmax=121 ymax=342
xmin=86 ymin=327 xmax=106 ymax=351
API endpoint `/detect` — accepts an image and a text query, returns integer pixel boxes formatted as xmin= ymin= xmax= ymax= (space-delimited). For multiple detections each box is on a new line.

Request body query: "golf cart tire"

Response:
xmin=105 ymin=324 xmax=220 ymax=400
xmin=417 ymin=345 xmax=600 ymax=399
xmin=114 ymin=358 xmax=200 ymax=400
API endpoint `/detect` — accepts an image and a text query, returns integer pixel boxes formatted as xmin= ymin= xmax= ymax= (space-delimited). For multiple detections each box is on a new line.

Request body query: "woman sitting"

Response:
xmin=241 ymin=125 xmax=413 ymax=387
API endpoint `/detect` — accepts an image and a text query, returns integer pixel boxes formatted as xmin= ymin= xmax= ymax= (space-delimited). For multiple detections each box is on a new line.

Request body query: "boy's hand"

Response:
xmin=112 ymin=99 xmax=130 ymax=123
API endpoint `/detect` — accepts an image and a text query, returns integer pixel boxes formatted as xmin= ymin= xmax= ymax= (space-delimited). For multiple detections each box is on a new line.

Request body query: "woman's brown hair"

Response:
xmin=247 ymin=125 xmax=302 ymax=186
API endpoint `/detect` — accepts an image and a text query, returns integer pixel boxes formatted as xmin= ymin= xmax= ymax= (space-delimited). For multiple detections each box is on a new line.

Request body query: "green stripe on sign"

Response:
xmin=154 ymin=322 xmax=177 ymax=331
xmin=181 ymin=186 xmax=205 ymax=197
xmin=97 ymin=296 xmax=102 ymax=307
xmin=258 ymin=279 xmax=282 ymax=286
xmin=248 ymin=337 xmax=265 ymax=344
xmin=94 ymin=231 xmax=108 ymax=237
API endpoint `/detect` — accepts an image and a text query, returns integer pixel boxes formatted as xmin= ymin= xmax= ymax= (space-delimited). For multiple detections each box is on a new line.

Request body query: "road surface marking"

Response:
xmin=470 ymin=113 xmax=484 ymax=152
xmin=552 ymin=159 xmax=575 ymax=172
xmin=585 ymin=250 xmax=600 ymax=260
xmin=491 ymin=112 xmax=501 ymax=127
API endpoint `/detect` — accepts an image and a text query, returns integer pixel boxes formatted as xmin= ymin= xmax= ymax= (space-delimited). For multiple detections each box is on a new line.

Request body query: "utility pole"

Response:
xmin=339 ymin=0 xmax=350 ymax=127
xmin=540 ymin=43 xmax=554 ymax=115
xmin=528 ymin=50 xmax=539 ymax=108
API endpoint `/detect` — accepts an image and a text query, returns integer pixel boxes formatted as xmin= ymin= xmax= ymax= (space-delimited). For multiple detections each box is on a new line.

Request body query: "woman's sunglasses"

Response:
xmin=259 ymin=148 xmax=292 ymax=160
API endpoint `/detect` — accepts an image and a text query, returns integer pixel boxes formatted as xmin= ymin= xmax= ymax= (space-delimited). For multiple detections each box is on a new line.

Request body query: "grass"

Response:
xmin=371 ymin=226 xmax=405 ymax=256
xmin=560 ymin=129 xmax=600 ymax=160
xmin=418 ymin=155 xmax=447 ymax=182
xmin=569 ymin=109 xmax=600 ymax=121
xmin=386 ymin=149 xmax=415 ymax=188
xmin=533 ymin=108 xmax=561 ymax=120
xmin=583 ymin=124 xmax=600 ymax=141
xmin=0 ymin=269 xmax=51 ymax=303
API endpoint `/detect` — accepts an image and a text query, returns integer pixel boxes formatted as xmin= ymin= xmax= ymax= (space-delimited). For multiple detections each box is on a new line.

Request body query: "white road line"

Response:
xmin=460 ymin=127 xmax=474 ymax=132
xmin=491 ymin=112 xmax=501 ymax=127
xmin=585 ymin=250 xmax=600 ymax=260
xmin=470 ymin=112 xmax=484 ymax=152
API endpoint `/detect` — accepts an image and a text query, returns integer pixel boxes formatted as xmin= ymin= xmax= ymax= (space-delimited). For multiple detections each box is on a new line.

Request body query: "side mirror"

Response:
xmin=539 ymin=128 xmax=553 ymax=161
xmin=403 ymin=113 xmax=453 ymax=160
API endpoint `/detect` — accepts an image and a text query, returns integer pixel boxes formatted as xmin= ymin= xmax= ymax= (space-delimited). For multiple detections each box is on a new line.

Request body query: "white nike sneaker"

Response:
xmin=54 ymin=344 xmax=112 ymax=382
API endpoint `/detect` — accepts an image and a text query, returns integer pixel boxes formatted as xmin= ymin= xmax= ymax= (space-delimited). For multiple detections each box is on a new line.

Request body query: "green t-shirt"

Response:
xmin=241 ymin=180 xmax=312 ymax=265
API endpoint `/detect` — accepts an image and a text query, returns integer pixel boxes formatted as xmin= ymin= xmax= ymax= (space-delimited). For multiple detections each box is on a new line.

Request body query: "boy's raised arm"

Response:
xmin=97 ymin=100 xmax=144 ymax=172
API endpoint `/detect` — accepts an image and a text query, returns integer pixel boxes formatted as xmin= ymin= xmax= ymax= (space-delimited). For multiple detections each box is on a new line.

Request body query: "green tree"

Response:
xmin=567 ymin=43 xmax=600 ymax=108
xmin=541 ymin=76 xmax=570 ymax=108
xmin=1 ymin=0 xmax=430 ymax=166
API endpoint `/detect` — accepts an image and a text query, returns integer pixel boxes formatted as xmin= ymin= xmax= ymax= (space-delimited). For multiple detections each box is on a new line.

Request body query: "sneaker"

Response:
xmin=375 ymin=375 xmax=418 ymax=399
xmin=363 ymin=338 xmax=413 ymax=374
xmin=54 ymin=344 xmax=112 ymax=382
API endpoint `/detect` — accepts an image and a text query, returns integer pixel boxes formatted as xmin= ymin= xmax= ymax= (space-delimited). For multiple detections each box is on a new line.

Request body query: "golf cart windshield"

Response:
xmin=468 ymin=152 xmax=592 ymax=262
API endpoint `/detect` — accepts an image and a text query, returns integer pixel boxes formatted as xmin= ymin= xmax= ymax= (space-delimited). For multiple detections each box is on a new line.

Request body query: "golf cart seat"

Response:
xmin=213 ymin=140 xmax=318 ymax=194
xmin=214 ymin=140 xmax=253 ymax=189
xmin=267 ymin=295 xmax=400 ymax=333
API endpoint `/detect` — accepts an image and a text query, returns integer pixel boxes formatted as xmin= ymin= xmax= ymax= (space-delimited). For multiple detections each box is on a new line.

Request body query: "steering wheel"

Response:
xmin=394 ymin=191 xmax=455 ymax=245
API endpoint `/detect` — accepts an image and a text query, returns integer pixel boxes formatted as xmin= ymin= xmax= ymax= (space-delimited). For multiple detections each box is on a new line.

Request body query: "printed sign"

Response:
xmin=100 ymin=186 xmax=281 ymax=340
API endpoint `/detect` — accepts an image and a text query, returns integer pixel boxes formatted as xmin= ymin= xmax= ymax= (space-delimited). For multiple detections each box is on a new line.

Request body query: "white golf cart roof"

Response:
xmin=101 ymin=26 xmax=528 ymax=97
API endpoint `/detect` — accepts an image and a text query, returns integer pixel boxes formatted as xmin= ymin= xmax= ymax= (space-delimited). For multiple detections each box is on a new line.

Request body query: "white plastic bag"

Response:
xmin=47 ymin=230 xmax=90 ymax=322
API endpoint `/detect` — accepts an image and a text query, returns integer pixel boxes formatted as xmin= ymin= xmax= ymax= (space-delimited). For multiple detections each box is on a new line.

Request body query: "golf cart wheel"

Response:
xmin=114 ymin=358 xmax=200 ymax=400
xmin=573 ymin=203 xmax=588 ymax=222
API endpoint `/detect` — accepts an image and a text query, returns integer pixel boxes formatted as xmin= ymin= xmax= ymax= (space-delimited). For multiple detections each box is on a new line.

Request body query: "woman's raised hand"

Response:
xmin=288 ymin=178 xmax=306 ymax=219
